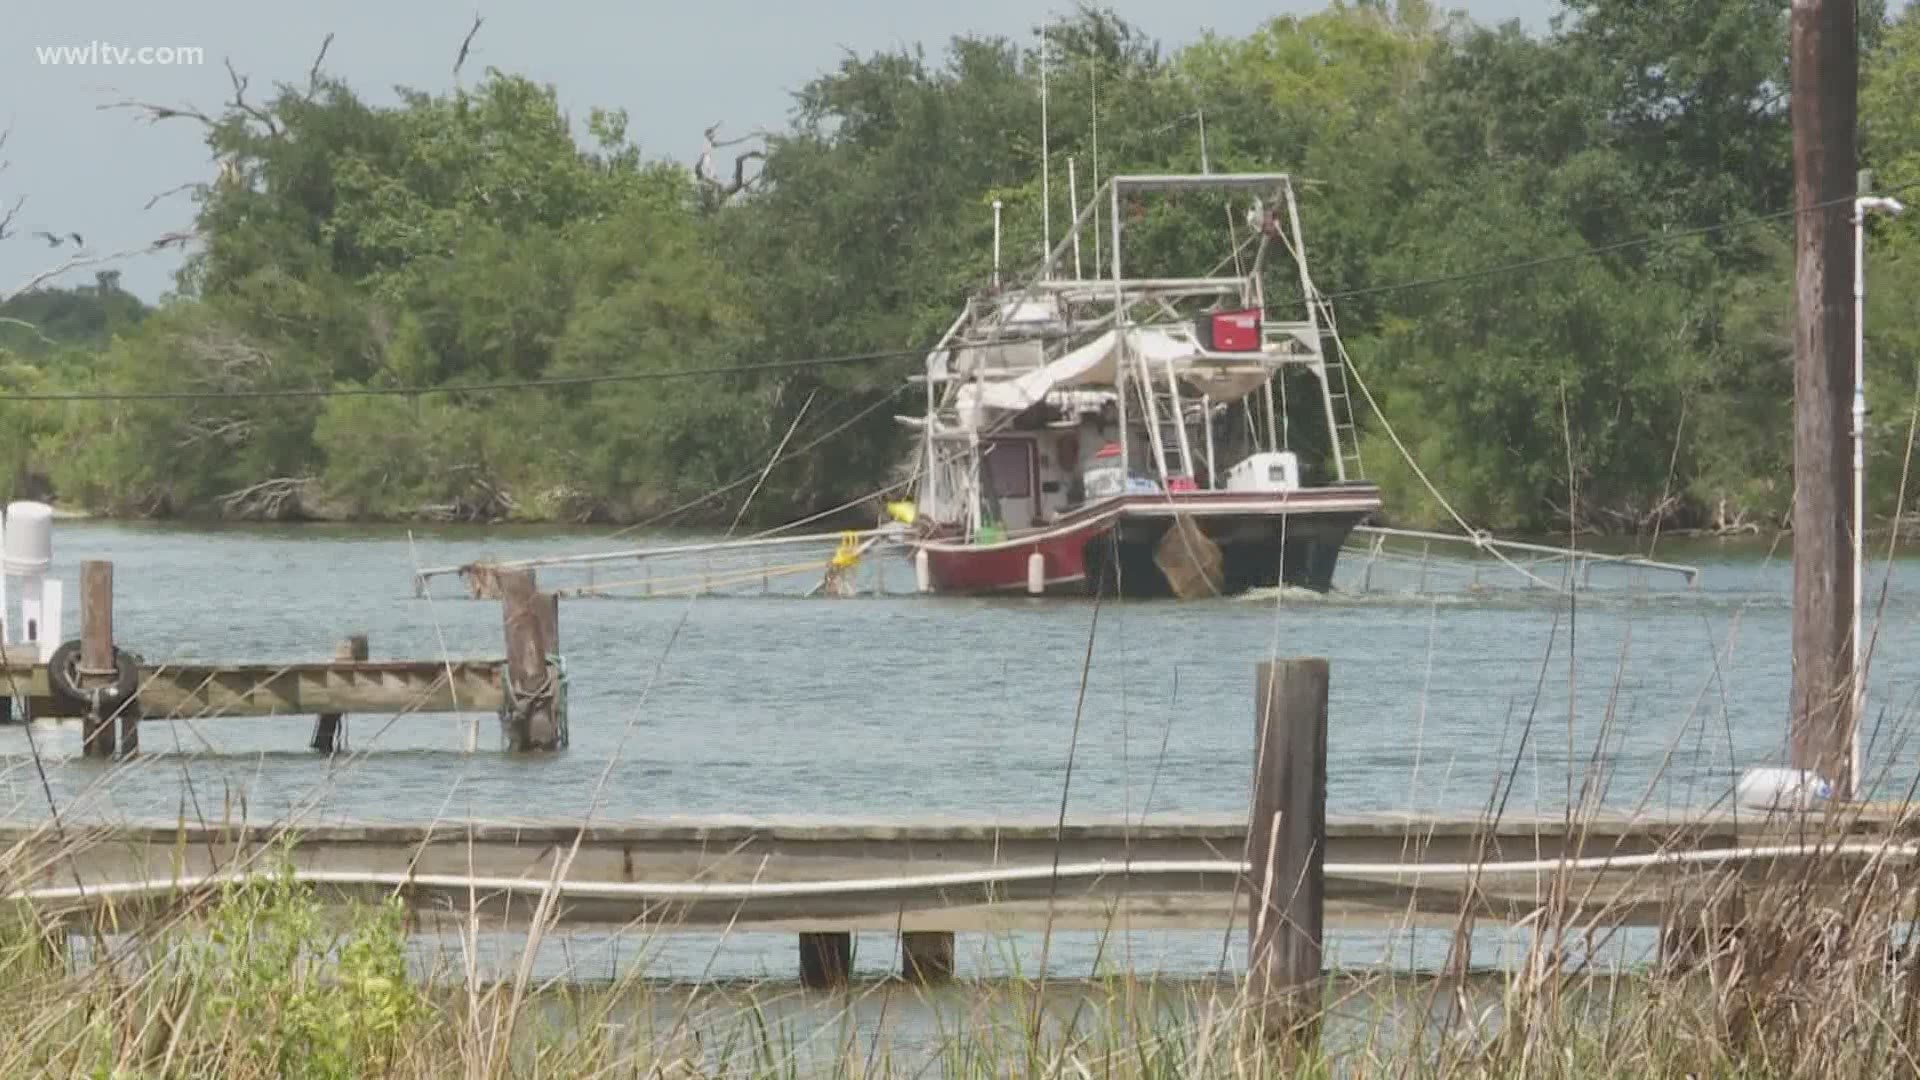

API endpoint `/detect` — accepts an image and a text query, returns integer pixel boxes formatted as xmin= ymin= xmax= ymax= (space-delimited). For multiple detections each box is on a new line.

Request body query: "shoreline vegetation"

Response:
xmin=9 ymin=2 xmax=1920 ymax=538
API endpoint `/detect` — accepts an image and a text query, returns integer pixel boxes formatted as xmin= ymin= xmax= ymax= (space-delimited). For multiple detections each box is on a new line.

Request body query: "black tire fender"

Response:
xmin=46 ymin=640 xmax=141 ymax=709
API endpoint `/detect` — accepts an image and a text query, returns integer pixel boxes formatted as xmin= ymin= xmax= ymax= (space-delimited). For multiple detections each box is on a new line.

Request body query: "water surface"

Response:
xmin=7 ymin=523 xmax=1914 ymax=978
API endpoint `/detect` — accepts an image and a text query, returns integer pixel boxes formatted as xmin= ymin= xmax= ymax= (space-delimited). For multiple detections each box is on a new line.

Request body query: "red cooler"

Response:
xmin=1195 ymin=308 xmax=1262 ymax=352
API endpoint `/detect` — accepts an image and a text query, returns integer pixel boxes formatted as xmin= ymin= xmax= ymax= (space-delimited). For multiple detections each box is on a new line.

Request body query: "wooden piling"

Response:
xmin=1789 ymin=0 xmax=1860 ymax=795
xmin=901 ymin=930 xmax=954 ymax=983
xmin=1444 ymin=911 xmax=1474 ymax=985
xmin=1249 ymin=658 xmax=1328 ymax=1047
xmin=498 ymin=571 xmax=561 ymax=751
xmin=1659 ymin=877 xmax=1746 ymax=977
xmin=312 ymin=634 xmax=368 ymax=755
xmin=534 ymin=593 xmax=560 ymax=658
xmin=799 ymin=931 xmax=852 ymax=989
xmin=79 ymin=561 xmax=115 ymax=759
xmin=1661 ymin=875 xmax=1753 ymax=1045
xmin=117 ymin=695 xmax=139 ymax=756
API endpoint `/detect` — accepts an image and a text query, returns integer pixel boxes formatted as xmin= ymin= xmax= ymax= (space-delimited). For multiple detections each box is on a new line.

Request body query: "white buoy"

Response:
xmin=1027 ymin=552 xmax=1045 ymax=595
xmin=1 ymin=502 xmax=58 ymax=659
xmin=914 ymin=549 xmax=932 ymax=594
xmin=1736 ymin=767 xmax=1832 ymax=811
xmin=2 ymin=501 xmax=52 ymax=578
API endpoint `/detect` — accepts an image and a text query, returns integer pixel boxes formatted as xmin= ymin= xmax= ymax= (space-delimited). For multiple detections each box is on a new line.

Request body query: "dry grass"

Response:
xmin=0 ymin=803 xmax=1917 ymax=1079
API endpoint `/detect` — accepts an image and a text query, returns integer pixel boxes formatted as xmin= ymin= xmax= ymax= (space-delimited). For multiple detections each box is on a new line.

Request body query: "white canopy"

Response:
xmin=951 ymin=327 xmax=1283 ymax=429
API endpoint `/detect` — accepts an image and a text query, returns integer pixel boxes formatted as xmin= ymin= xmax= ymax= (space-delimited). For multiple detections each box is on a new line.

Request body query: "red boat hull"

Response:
xmin=920 ymin=519 xmax=1107 ymax=593
xmin=912 ymin=487 xmax=1381 ymax=596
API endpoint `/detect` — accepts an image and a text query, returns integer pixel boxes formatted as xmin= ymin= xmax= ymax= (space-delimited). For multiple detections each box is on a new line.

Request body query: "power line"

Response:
xmin=8 ymin=182 xmax=1915 ymax=405
xmin=1321 ymin=182 xmax=1920 ymax=304
xmin=0 ymin=342 xmax=938 ymax=404
xmin=594 ymin=385 xmax=911 ymax=541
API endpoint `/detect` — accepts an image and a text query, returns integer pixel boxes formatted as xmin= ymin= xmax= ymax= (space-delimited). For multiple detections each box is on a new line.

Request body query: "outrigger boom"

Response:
xmin=411 ymin=528 xmax=899 ymax=596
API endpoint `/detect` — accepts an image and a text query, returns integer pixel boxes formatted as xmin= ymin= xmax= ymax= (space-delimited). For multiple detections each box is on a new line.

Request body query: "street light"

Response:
xmin=1852 ymin=192 xmax=1904 ymax=800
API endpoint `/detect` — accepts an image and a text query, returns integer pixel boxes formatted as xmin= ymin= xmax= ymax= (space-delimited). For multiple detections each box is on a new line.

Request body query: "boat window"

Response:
xmin=983 ymin=440 xmax=1033 ymax=499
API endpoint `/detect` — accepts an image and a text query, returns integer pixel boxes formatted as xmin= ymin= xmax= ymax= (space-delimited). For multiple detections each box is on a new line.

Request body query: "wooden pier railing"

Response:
xmin=0 ymin=558 xmax=568 ymax=756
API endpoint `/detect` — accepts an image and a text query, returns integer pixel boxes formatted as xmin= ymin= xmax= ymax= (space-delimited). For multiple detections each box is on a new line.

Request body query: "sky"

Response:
xmin=2 ymin=0 xmax=1555 ymax=302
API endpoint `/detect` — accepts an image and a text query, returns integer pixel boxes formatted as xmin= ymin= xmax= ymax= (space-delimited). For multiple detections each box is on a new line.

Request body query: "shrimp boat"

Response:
xmin=893 ymin=172 xmax=1382 ymax=598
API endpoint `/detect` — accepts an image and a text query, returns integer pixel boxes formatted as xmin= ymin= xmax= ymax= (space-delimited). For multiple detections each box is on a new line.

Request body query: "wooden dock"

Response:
xmin=5 ymin=810 xmax=1906 ymax=937
xmin=2 ymin=652 xmax=510 ymax=718
xmin=1 ymin=559 xmax=568 ymax=755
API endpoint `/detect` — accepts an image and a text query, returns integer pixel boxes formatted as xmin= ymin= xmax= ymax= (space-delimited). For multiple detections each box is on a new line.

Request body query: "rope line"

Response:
xmin=1317 ymin=297 xmax=1556 ymax=590
xmin=11 ymin=841 xmax=1912 ymax=905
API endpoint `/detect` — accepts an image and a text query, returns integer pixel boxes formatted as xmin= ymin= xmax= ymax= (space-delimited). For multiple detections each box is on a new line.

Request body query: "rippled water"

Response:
xmin=7 ymin=521 xmax=1918 ymax=979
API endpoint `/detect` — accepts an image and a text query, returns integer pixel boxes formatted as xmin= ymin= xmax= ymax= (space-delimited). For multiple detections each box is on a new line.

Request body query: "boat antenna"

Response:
xmin=1038 ymin=26 xmax=1052 ymax=279
xmin=1197 ymin=105 xmax=1209 ymax=174
xmin=1068 ymin=157 xmax=1083 ymax=278
xmin=1090 ymin=63 xmax=1101 ymax=278
xmin=992 ymin=199 xmax=1004 ymax=289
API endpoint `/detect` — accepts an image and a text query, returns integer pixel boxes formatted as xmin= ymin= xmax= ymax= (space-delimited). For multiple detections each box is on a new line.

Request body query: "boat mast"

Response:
xmin=1090 ymin=68 xmax=1101 ymax=278
xmin=1110 ymin=179 xmax=1128 ymax=478
xmin=1040 ymin=27 xmax=1051 ymax=280
xmin=1068 ymin=158 xmax=1083 ymax=279
xmin=992 ymin=199 xmax=1004 ymax=289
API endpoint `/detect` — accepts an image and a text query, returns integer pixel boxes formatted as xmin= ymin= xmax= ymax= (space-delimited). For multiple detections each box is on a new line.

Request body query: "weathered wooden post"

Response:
xmin=312 ymin=634 xmax=368 ymax=754
xmin=901 ymin=930 xmax=954 ymax=983
xmin=1444 ymin=910 xmax=1475 ymax=986
xmin=534 ymin=593 xmax=559 ymax=661
xmin=1660 ymin=876 xmax=1746 ymax=977
xmin=1661 ymin=874 xmax=1754 ymax=1046
xmin=79 ymin=561 xmax=117 ymax=759
xmin=1249 ymin=658 xmax=1327 ymax=1049
xmin=497 ymin=570 xmax=562 ymax=751
xmin=799 ymin=931 xmax=852 ymax=989
xmin=1789 ymin=0 xmax=1861 ymax=795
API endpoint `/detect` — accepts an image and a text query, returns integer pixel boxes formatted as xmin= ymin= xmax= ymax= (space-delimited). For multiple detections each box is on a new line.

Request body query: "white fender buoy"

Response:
xmin=1027 ymin=552 xmax=1045 ymax=595
xmin=2 ymin=501 xmax=59 ymax=657
xmin=1736 ymin=768 xmax=1832 ymax=811
xmin=914 ymin=549 xmax=932 ymax=594
xmin=2 ymin=501 xmax=52 ymax=578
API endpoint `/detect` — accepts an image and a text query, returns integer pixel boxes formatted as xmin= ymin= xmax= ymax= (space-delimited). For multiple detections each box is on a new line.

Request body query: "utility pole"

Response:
xmin=1789 ymin=0 xmax=1859 ymax=797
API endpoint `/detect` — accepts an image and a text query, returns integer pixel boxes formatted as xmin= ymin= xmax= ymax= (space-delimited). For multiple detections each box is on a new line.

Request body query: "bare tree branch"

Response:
xmin=454 ymin=14 xmax=485 ymax=79
xmin=724 ymin=150 xmax=765 ymax=195
xmin=2 ymin=232 xmax=196 ymax=304
xmin=696 ymin=123 xmax=769 ymax=199
xmin=0 ymin=317 xmax=55 ymax=347
xmin=218 ymin=476 xmax=313 ymax=520
xmin=99 ymin=97 xmax=216 ymax=127
xmin=0 ymin=125 xmax=21 ymax=243
xmin=179 ymin=415 xmax=257 ymax=448
xmin=307 ymin=32 xmax=335 ymax=96
xmin=143 ymin=181 xmax=199 ymax=211
xmin=703 ymin=121 xmax=773 ymax=149
xmin=224 ymin=59 xmax=281 ymax=138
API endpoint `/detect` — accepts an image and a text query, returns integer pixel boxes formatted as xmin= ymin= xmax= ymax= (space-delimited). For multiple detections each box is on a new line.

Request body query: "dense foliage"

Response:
xmin=5 ymin=0 xmax=1920 ymax=533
